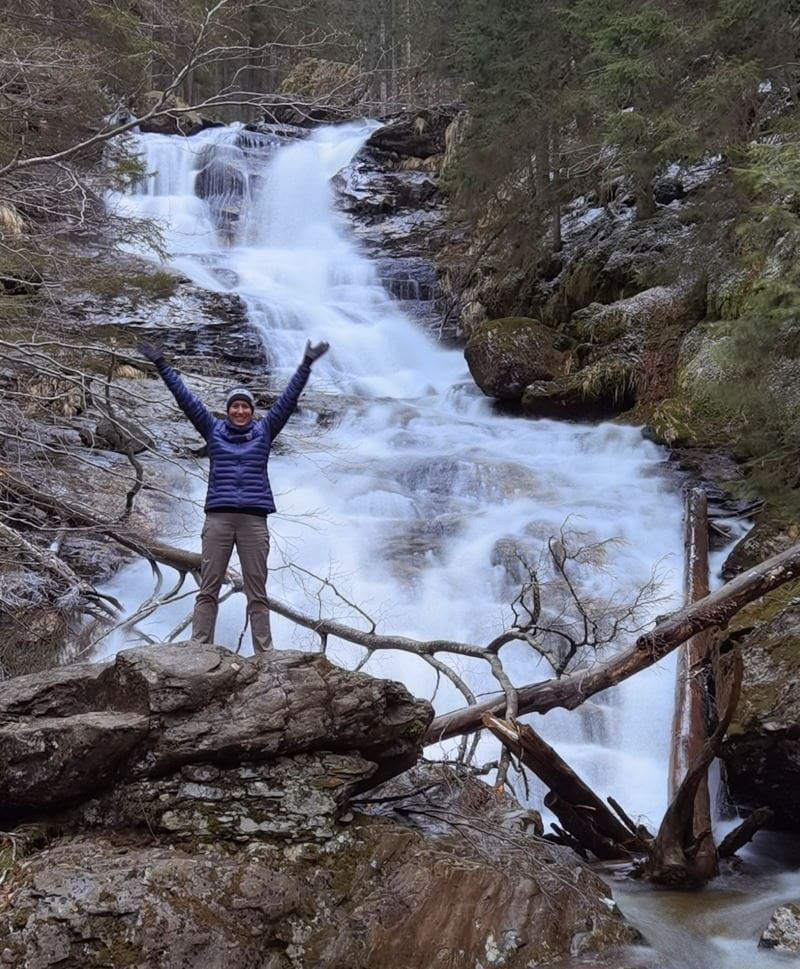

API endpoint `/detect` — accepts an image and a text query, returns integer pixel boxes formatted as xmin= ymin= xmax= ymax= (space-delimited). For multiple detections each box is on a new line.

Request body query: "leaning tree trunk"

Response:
xmin=666 ymin=487 xmax=718 ymax=882
xmin=425 ymin=540 xmax=800 ymax=743
xmin=643 ymin=649 xmax=743 ymax=887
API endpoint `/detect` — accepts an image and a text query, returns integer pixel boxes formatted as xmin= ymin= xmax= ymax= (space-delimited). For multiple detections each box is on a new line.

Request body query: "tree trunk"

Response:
xmin=667 ymin=487 xmax=717 ymax=880
xmin=550 ymin=123 xmax=562 ymax=252
xmin=643 ymin=649 xmax=742 ymax=887
xmin=379 ymin=6 xmax=389 ymax=111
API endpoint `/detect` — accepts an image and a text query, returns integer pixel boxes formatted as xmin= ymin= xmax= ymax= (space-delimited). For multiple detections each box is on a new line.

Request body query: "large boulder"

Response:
xmin=367 ymin=107 xmax=459 ymax=160
xmin=0 ymin=643 xmax=432 ymax=824
xmin=462 ymin=285 xmax=702 ymax=418
xmin=759 ymin=902 xmax=800 ymax=952
xmin=465 ymin=316 xmax=570 ymax=401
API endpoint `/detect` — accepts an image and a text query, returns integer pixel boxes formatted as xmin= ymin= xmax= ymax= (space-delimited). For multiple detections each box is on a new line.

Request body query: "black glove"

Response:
xmin=137 ymin=340 xmax=167 ymax=369
xmin=303 ymin=339 xmax=329 ymax=365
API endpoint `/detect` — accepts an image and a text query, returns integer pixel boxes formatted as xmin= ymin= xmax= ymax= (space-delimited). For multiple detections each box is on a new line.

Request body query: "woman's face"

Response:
xmin=227 ymin=401 xmax=254 ymax=426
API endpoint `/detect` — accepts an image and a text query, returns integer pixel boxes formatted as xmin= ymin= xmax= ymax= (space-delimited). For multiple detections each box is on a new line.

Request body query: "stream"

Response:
xmin=104 ymin=121 xmax=799 ymax=967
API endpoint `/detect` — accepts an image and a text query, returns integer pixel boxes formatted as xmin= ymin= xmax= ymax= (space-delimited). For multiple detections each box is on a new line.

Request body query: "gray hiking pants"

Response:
xmin=192 ymin=511 xmax=273 ymax=653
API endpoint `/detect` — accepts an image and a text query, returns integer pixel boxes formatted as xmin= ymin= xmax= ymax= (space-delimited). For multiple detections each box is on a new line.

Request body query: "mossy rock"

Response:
xmin=571 ymin=301 xmax=629 ymax=344
xmin=464 ymin=316 xmax=571 ymax=401
xmin=706 ymin=267 xmax=759 ymax=321
xmin=718 ymin=594 xmax=800 ymax=829
xmin=521 ymin=354 xmax=643 ymax=419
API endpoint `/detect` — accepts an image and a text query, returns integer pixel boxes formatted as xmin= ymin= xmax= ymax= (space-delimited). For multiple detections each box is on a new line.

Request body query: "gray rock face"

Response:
xmin=0 ymin=644 xmax=432 ymax=823
xmin=336 ymin=146 xmax=456 ymax=342
xmin=759 ymin=902 xmax=800 ymax=952
xmin=0 ymin=774 xmax=640 ymax=969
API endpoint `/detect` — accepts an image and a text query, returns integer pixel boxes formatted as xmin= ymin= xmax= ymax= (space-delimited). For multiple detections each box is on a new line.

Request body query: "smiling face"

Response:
xmin=227 ymin=400 xmax=254 ymax=427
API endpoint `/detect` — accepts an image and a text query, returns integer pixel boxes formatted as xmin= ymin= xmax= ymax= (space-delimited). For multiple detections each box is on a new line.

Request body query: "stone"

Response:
xmin=759 ymin=902 xmax=800 ymax=952
xmin=367 ymin=107 xmax=459 ymax=159
xmin=521 ymin=355 xmax=643 ymax=420
xmin=75 ymin=752 xmax=377 ymax=843
xmin=0 ymin=768 xmax=640 ymax=969
xmin=0 ymin=643 xmax=433 ymax=822
xmin=465 ymin=317 xmax=570 ymax=401
xmin=717 ymin=595 xmax=800 ymax=830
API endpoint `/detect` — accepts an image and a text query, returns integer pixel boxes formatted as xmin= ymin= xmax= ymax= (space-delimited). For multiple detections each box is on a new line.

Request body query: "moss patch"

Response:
xmin=82 ymin=270 xmax=178 ymax=302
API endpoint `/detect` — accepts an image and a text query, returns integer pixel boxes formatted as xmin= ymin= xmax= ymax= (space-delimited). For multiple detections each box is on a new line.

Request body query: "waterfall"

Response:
xmin=99 ymin=119 xmax=800 ymax=969
xmin=107 ymin=122 xmax=685 ymax=836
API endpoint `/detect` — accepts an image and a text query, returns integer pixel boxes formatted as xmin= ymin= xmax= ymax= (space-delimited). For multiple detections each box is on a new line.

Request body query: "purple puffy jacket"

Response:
xmin=157 ymin=361 xmax=311 ymax=514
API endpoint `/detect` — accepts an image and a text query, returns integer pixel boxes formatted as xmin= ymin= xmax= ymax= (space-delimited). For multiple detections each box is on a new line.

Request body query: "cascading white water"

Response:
xmin=104 ymin=122 xmax=800 ymax=966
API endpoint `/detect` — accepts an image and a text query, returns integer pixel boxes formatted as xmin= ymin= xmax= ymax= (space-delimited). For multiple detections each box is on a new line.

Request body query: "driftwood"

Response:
xmin=718 ymin=806 xmax=775 ymax=859
xmin=666 ymin=487 xmax=717 ymax=882
xmin=425 ymin=540 xmax=800 ymax=743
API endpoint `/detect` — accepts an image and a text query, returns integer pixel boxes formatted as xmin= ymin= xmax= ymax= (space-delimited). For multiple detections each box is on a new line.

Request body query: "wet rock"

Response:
xmin=338 ymin=146 xmax=457 ymax=341
xmin=654 ymin=176 xmax=685 ymax=205
xmin=759 ymin=902 xmax=800 ymax=952
xmin=0 ymin=802 xmax=639 ymax=969
xmin=76 ymin=752 xmax=377 ymax=843
xmin=717 ymin=596 xmax=800 ymax=829
xmin=0 ymin=837 xmax=307 ymax=969
xmin=335 ymin=165 xmax=438 ymax=215
xmin=465 ymin=316 xmax=571 ymax=401
xmin=521 ymin=355 xmax=643 ymax=420
xmin=0 ymin=660 xmax=639 ymax=969
xmin=367 ymin=107 xmax=459 ymax=159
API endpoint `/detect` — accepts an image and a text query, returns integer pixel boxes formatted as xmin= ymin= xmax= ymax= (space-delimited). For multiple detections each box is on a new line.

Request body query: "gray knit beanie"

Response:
xmin=225 ymin=387 xmax=255 ymax=411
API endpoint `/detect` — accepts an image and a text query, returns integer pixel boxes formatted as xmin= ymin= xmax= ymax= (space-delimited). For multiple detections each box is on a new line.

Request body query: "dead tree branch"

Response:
xmin=425 ymin=540 xmax=800 ymax=743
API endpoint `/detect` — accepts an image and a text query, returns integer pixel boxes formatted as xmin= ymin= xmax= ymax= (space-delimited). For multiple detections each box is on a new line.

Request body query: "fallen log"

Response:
xmin=425 ymin=541 xmax=800 ymax=743
xmin=545 ymin=792 xmax=630 ymax=861
xmin=642 ymin=649 xmax=743 ymax=887
xmin=482 ymin=714 xmax=650 ymax=857
xmin=718 ymin=806 xmax=775 ymax=859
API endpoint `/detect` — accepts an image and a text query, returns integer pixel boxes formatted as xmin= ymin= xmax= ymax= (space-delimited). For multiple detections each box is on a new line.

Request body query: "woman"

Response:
xmin=138 ymin=338 xmax=329 ymax=652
